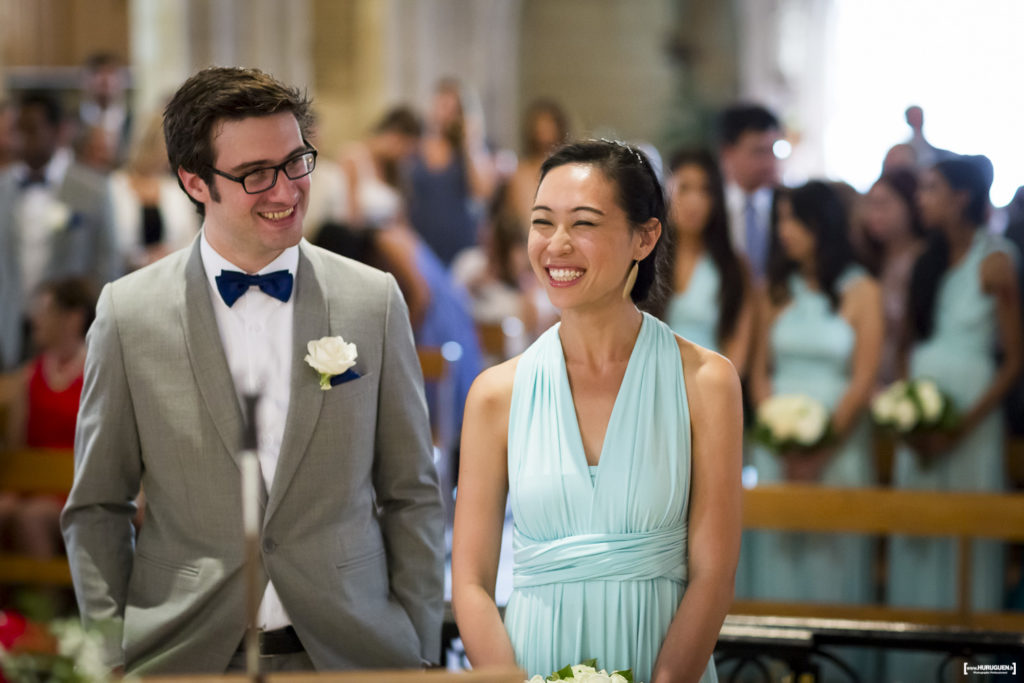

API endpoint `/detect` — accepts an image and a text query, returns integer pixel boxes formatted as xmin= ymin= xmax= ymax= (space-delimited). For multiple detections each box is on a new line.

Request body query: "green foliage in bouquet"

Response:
xmin=526 ymin=658 xmax=636 ymax=682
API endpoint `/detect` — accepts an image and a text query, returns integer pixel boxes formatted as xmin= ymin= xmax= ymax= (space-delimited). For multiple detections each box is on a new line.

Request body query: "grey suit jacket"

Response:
xmin=0 ymin=163 xmax=119 ymax=369
xmin=61 ymin=238 xmax=443 ymax=674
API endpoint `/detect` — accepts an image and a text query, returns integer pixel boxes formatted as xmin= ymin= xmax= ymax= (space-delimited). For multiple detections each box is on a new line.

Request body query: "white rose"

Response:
xmin=304 ymin=336 xmax=358 ymax=390
xmin=305 ymin=336 xmax=357 ymax=375
xmin=609 ymin=675 xmax=630 ymax=683
xmin=915 ymin=379 xmax=944 ymax=424
xmin=893 ymin=397 xmax=919 ymax=433
xmin=525 ymin=676 xmax=546 ymax=683
xmin=794 ymin=401 xmax=827 ymax=446
xmin=871 ymin=391 xmax=896 ymax=424
xmin=47 ymin=201 xmax=71 ymax=233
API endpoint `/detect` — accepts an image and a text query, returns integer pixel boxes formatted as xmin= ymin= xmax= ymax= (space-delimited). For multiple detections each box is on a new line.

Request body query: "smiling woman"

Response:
xmin=452 ymin=140 xmax=742 ymax=683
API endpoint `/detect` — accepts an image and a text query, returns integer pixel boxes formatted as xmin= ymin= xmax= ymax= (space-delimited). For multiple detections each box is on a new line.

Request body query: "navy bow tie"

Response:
xmin=19 ymin=174 xmax=48 ymax=189
xmin=215 ymin=269 xmax=294 ymax=307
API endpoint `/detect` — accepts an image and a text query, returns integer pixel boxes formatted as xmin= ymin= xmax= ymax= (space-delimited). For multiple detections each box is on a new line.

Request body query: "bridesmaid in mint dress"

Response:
xmin=748 ymin=182 xmax=883 ymax=602
xmin=661 ymin=149 xmax=755 ymax=603
xmin=662 ymin=149 xmax=754 ymax=373
xmin=887 ymin=157 xmax=1022 ymax=682
xmin=452 ymin=141 xmax=742 ymax=683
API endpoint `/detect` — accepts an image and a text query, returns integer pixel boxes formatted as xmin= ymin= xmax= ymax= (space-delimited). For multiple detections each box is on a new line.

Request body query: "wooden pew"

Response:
xmin=0 ymin=448 xmax=75 ymax=586
xmin=476 ymin=321 xmax=507 ymax=361
xmin=734 ymin=482 xmax=1024 ymax=631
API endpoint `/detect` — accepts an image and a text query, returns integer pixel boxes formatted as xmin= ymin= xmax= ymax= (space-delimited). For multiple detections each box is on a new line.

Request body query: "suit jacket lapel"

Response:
xmin=265 ymin=244 xmax=328 ymax=520
xmin=181 ymin=240 xmax=267 ymax=509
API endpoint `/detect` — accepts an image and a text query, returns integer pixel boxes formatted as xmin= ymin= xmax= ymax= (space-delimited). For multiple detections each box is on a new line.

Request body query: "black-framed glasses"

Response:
xmin=209 ymin=142 xmax=318 ymax=194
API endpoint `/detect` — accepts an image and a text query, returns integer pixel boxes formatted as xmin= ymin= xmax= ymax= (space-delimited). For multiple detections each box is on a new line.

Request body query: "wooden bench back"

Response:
xmin=736 ymin=482 xmax=1024 ymax=630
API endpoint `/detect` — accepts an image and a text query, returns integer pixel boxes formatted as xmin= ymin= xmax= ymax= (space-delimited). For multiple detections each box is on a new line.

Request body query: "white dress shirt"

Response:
xmin=15 ymin=148 xmax=72 ymax=295
xmin=726 ymin=182 xmax=774 ymax=279
xmin=200 ymin=233 xmax=297 ymax=631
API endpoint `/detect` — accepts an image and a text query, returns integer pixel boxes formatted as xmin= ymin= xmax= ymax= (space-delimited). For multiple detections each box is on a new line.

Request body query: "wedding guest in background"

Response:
xmin=0 ymin=91 xmax=119 ymax=371
xmin=452 ymin=182 xmax=560 ymax=362
xmin=859 ymin=169 xmax=925 ymax=386
xmin=501 ymin=98 xmax=570 ymax=230
xmin=747 ymin=182 xmax=882 ymax=677
xmin=902 ymin=105 xmax=952 ymax=171
xmin=453 ymin=140 xmax=740 ymax=683
xmin=880 ymin=143 xmax=917 ymax=175
xmin=299 ymin=113 xmax=349 ymax=243
xmin=109 ymin=112 xmax=199 ymax=271
xmin=887 ymin=156 xmax=1022 ymax=681
xmin=334 ymin=105 xmax=482 ymax=440
xmin=661 ymin=148 xmax=755 ymax=375
xmin=405 ymin=78 xmax=495 ymax=266
xmin=1004 ymin=187 xmax=1024 ymax=435
xmin=0 ymin=277 xmax=95 ymax=560
xmin=76 ymin=52 xmax=132 ymax=167
xmin=717 ymin=103 xmax=781 ymax=282
xmin=61 ymin=67 xmax=443 ymax=674
xmin=0 ymin=99 xmax=18 ymax=171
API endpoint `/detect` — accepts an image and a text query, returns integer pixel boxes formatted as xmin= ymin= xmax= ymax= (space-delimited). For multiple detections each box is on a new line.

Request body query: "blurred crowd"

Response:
xmin=1 ymin=54 xmax=1023 ymax=676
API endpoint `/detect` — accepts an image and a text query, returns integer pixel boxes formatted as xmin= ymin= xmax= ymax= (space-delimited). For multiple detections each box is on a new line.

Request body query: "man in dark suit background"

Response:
xmin=718 ymin=104 xmax=781 ymax=283
xmin=0 ymin=91 xmax=119 ymax=370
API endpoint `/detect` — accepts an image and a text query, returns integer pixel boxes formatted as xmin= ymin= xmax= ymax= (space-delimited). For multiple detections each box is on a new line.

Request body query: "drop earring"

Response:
xmin=622 ymin=259 xmax=639 ymax=300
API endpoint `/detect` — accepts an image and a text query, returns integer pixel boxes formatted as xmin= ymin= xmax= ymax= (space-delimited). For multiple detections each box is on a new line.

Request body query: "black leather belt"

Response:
xmin=238 ymin=626 xmax=305 ymax=656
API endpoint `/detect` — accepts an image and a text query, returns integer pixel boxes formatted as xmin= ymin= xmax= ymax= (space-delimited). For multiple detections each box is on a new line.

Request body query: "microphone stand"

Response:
xmin=241 ymin=394 xmax=265 ymax=683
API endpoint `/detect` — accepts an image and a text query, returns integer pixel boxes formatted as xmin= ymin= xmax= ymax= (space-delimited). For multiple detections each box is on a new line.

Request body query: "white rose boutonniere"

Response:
xmin=46 ymin=201 xmax=72 ymax=234
xmin=304 ymin=336 xmax=359 ymax=390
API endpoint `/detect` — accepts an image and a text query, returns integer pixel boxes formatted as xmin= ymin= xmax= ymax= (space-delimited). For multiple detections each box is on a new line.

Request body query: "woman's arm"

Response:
xmin=338 ymin=146 xmax=364 ymax=227
xmin=961 ymin=250 xmax=1023 ymax=433
xmin=373 ymin=225 xmax=431 ymax=330
xmin=3 ymin=366 xmax=29 ymax=451
xmin=832 ymin=276 xmax=885 ymax=438
xmin=451 ymin=362 xmax=519 ymax=668
xmin=748 ymin=288 xmax=775 ymax=406
xmin=652 ymin=348 xmax=743 ymax=683
xmin=460 ymin=116 xmax=497 ymax=202
xmin=722 ymin=261 xmax=756 ymax=378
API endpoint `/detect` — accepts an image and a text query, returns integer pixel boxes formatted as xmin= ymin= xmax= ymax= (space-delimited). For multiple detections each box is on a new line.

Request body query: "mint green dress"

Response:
xmin=504 ymin=313 xmax=716 ymax=683
xmin=887 ymin=232 xmax=1017 ymax=681
xmin=666 ymin=254 xmax=719 ymax=352
xmin=748 ymin=268 xmax=875 ymax=604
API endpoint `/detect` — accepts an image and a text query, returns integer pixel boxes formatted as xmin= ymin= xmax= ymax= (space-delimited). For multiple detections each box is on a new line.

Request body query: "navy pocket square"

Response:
xmin=329 ymin=369 xmax=362 ymax=387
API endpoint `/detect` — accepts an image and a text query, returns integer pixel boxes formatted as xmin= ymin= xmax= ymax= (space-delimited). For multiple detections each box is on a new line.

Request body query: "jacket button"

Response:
xmin=262 ymin=537 xmax=277 ymax=554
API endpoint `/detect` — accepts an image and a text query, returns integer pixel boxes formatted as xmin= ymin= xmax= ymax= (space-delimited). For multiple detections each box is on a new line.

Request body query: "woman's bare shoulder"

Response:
xmin=674 ymin=334 xmax=741 ymax=398
xmin=466 ymin=356 xmax=522 ymax=414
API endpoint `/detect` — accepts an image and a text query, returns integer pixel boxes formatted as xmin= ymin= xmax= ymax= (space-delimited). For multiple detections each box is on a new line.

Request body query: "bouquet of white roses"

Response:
xmin=871 ymin=378 xmax=957 ymax=435
xmin=752 ymin=394 xmax=831 ymax=453
xmin=525 ymin=659 xmax=637 ymax=683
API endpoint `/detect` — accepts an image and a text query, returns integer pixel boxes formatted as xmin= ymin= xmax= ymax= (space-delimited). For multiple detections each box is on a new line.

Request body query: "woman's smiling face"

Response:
xmin=528 ymin=163 xmax=645 ymax=312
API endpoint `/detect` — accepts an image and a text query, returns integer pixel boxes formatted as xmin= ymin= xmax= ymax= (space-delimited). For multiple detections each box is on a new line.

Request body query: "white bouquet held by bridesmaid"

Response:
xmin=871 ymin=378 xmax=957 ymax=435
xmin=525 ymin=659 xmax=637 ymax=683
xmin=753 ymin=394 xmax=831 ymax=453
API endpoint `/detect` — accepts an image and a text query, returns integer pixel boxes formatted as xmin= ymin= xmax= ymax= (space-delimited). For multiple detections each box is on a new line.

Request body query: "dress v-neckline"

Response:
xmin=556 ymin=314 xmax=649 ymax=490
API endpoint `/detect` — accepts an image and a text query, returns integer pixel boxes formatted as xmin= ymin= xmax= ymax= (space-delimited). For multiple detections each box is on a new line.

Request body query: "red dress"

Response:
xmin=25 ymin=356 xmax=83 ymax=449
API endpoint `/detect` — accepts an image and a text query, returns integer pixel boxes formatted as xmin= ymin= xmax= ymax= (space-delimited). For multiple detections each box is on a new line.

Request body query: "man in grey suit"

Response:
xmin=0 ymin=91 xmax=119 ymax=370
xmin=61 ymin=67 xmax=444 ymax=674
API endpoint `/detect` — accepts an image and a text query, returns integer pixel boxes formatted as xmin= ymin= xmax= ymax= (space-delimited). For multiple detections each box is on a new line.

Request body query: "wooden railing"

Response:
xmin=733 ymin=482 xmax=1024 ymax=631
xmin=0 ymin=448 xmax=74 ymax=585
